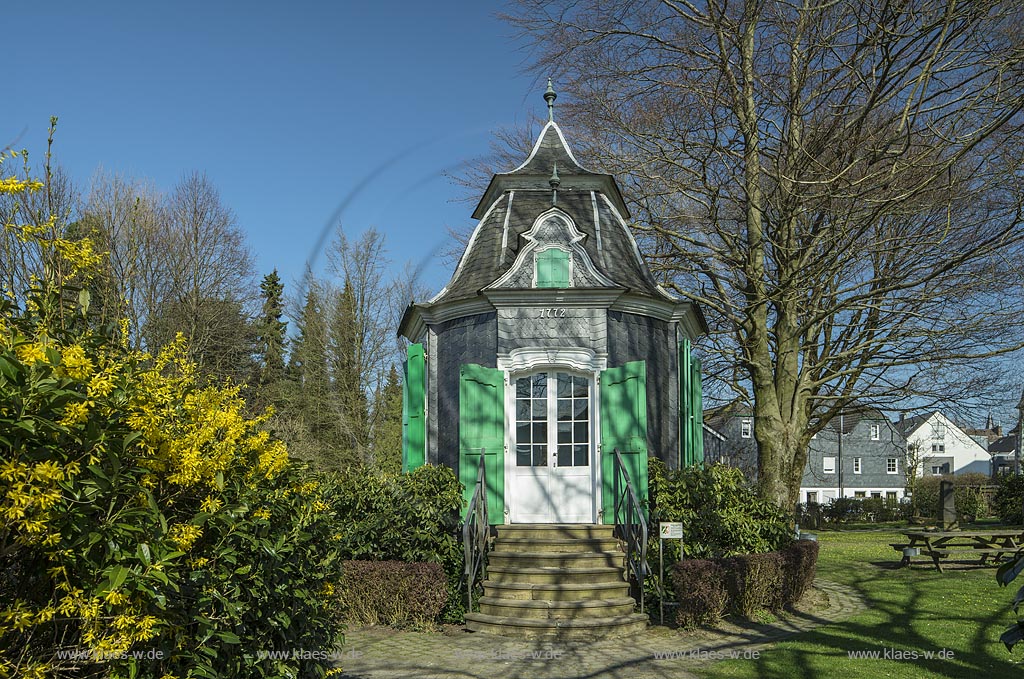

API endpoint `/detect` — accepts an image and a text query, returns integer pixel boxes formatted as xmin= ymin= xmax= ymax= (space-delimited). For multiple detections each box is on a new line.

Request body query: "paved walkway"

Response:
xmin=335 ymin=579 xmax=866 ymax=679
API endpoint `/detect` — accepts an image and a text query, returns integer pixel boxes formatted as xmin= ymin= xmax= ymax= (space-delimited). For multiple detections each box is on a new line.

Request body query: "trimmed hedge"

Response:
xmin=669 ymin=560 xmax=728 ymax=627
xmin=337 ymin=561 xmax=449 ymax=628
xmin=725 ymin=551 xmax=785 ymax=617
xmin=782 ymin=540 xmax=820 ymax=604
xmin=912 ymin=473 xmax=992 ymax=521
xmin=671 ymin=540 xmax=819 ymax=627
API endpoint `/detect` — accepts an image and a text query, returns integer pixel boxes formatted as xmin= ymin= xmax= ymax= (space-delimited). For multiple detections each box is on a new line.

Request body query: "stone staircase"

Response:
xmin=464 ymin=524 xmax=648 ymax=640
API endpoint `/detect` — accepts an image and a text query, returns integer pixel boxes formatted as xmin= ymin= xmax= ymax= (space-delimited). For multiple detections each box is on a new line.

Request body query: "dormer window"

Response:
xmin=535 ymin=248 xmax=570 ymax=288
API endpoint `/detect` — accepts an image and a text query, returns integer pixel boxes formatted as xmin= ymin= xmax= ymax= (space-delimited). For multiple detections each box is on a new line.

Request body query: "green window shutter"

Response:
xmin=401 ymin=343 xmax=425 ymax=473
xmin=691 ymin=355 xmax=704 ymax=464
xmin=679 ymin=340 xmax=705 ymax=467
xmin=535 ymin=249 xmax=569 ymax=288
xmin=600 ymin=361 xmax=648 ymax=523
xmin=459 ymin=364 xmax=505 ymax=522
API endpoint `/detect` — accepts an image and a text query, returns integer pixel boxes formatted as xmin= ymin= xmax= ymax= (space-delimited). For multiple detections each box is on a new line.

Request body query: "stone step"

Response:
xmin=478 ymin=596 xmax=637 ymax=619
xmin=496 ymin=524 xmax=616 ymax=540
xmin=488 ymin=551 xmax=623 ymax=569
xmin=485 ymin=565 xmax=625 ymax=585
xmin=492 ymin=537 xmax=622 ymax=553
xmin=483 ymin=581 xmax=632 ymax=601
xmin=465 ymin=612 xmax=648 ymax=640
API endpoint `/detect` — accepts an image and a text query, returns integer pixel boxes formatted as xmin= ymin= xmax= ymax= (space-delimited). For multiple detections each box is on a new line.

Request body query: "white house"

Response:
xmin=894 ymin=412 xmax=991 ymax=477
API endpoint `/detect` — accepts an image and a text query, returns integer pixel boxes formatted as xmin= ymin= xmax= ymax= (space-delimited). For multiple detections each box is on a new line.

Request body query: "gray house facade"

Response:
xmin=705 ymin=405 xmax=908 ymax=503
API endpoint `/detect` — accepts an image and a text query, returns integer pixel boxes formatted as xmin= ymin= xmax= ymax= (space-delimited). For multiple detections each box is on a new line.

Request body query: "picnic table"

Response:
xmin=891 ymin=529 xmax=1024 ymax=572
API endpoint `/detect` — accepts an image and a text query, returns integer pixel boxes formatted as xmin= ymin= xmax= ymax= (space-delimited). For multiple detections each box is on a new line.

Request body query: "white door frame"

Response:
xmin=499 ymin=348 xmax=606 ymax=524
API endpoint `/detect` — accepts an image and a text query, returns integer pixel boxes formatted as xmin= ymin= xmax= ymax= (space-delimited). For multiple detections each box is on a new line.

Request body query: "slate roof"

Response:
xmin=894 ymin=412 xmax=931 ymax=436
xmin=431 ymin=121 xmax=666 ymax=305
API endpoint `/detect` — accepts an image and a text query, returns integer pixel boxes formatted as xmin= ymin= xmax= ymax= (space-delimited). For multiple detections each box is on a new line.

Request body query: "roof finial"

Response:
xmin=544 ymin=78 xmax=557 ymax=122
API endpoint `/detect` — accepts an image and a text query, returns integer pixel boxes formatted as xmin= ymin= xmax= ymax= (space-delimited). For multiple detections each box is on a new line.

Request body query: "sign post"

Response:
xmin=658 ymin=522 xmax=683 ymax=625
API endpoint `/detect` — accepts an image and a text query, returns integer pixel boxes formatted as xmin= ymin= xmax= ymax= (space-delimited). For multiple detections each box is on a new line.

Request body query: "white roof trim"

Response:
xmin=508 ymin=121 xmax=592 ymax=174
xmin=429 ymin=192 xmax=508 ymax=303
xmin=499 ymin=191 xmax=515 ymax=266
xmin=597 ymin=193 xmax=671 ymax=299
xmin=485 ymin=207 xmax=618 ymax=290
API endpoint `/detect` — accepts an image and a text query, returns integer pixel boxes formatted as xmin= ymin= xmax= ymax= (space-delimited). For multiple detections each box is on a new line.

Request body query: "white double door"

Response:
xmin=509 ymin=371 xmax=596 ymax=523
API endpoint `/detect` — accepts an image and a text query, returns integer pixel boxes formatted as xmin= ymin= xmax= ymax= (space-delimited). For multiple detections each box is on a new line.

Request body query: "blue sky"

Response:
xmin=6 ymin=0 xmax=542 ymax=298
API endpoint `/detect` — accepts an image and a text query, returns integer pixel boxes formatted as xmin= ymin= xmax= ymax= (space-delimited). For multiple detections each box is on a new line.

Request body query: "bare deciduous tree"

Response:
xmin=502 ymin=0 xmax=1024 ymax=506
xmin=80 ymin=169 xmax=166 ymax=345
xmin=148 ymin=171 xmax=256 ymax=378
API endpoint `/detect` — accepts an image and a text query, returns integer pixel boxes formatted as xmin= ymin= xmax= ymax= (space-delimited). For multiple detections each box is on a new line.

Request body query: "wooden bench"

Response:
xmin=895 ymin=529 xmax=1024 ymax=572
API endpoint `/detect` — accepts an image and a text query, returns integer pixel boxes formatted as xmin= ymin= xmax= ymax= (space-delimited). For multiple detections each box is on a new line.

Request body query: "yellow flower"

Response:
xmin=60 ymin=345 xmax=94 ymax=379
xmin=251 ymin=507 xmax=271 ymax=520
xmin=87 ymin=372 xmax=115 ymax=398
xmin=59 ymin=400 xmax=90 ymax=427
xmin=167 ymin=524 xmax=202 ymax=551
xmin=200 ymin=495 xmax=221 ymax=513
xmin=15 ymin=341 xmax=48 ymax=365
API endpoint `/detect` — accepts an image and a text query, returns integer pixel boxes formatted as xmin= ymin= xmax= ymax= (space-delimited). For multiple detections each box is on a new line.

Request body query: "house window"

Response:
xmin=931 ymin=465 xmax=943 ymax=476
xmin=806 ymin=491 xmax=818 ymax=504
xmin=932 ymin=443 xmax=945 ymax=454
xmin=887 ymin=458 xmax=898 ymax=474
xmin=535 ymin=248 xmax=570 ymax=288
xmin=741 ymin=419 xmax=752 ymax=438
xmin=870 ymin=423 xmax=880 ymax=440
xmin=853 ymin=457 xmax=862 ymax=474
xmin=871 ymin=491 xmax=881 ymax=499
xmin=886 ymin=491 xmax=898 ymax=502
xmin=823 ymin=456 xmax=836 ymax=474
xmin=854 ymin=491 xmax=866 ymax=499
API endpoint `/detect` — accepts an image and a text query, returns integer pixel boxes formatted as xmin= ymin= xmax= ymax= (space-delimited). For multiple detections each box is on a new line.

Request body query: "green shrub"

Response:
xmin=815 ymin=497 xmax=910 ymax=524
xmin=648 ymin=460 xmax=793 ymax=560
xmin=337 ymin=561 xmax=448 ymax=628
xmin=995 ymin=474 xmax=1024 ymax=524
xmin=0 ymin=292 xmax=345 ymax=679
xmin=330 ymin=464 xmax=465 ymax=622
xmin=669 ymin=560 xmax=728 ymax=627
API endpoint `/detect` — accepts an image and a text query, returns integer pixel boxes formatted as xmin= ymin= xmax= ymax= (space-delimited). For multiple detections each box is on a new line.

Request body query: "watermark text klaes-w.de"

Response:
xmin=847 ymin=647 xmax=955 ymax=661
xmin=653 ymin=649 xmax=761 ymax=661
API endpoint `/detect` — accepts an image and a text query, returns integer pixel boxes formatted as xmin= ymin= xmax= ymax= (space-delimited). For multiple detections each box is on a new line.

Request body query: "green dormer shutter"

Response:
xmin=401 ymin=343 xmax=426 ymax=472
xmin=536 ymin=249 xmax=570 ymax=288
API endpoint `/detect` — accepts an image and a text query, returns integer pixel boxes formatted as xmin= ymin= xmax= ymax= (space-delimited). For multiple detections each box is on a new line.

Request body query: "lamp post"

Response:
xmin=838 ymin=410 xmax=844 ymax=499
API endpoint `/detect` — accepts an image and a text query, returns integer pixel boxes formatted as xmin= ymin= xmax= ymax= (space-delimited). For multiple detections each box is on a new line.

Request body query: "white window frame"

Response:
xmin=823 ymin=456 xmax=836 ymax=474
xmin=870 ymin=423 xmax=880 ymax=441
xmin=740 ymin=418 xmax=752 ymax=439
xmin=853 ymin=457 xmax=862 ymax=474
xmin=887 ymin=457 xmax=898 ymax=474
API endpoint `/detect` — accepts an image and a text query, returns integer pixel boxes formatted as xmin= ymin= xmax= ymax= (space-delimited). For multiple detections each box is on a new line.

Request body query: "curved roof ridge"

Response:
xmin=508 ymin=121 xmax=593 ymax=175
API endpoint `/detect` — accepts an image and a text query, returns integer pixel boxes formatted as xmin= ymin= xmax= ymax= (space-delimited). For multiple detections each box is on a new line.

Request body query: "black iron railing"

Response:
xmin=613 ymin=448 xmax=649 ymax=614
xmin=461 ymin=451 xmax=489 ymax=612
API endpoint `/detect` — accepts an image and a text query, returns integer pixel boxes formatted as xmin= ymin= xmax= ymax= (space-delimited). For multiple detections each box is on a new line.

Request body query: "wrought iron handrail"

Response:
xmin=461 ymin=451 xmax=489 ymax=612
xmin=613 ymin=448 xmax=649 ymax=614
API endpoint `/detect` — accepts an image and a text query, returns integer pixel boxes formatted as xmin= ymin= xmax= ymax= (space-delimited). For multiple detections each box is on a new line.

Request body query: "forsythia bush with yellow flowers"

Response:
xmin=0 ymin=152 xmax=345 ymax=678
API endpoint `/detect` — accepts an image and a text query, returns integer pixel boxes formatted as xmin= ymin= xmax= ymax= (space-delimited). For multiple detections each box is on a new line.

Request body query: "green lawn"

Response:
xmin=701 ymin=530 xmax=1023 ymax=679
